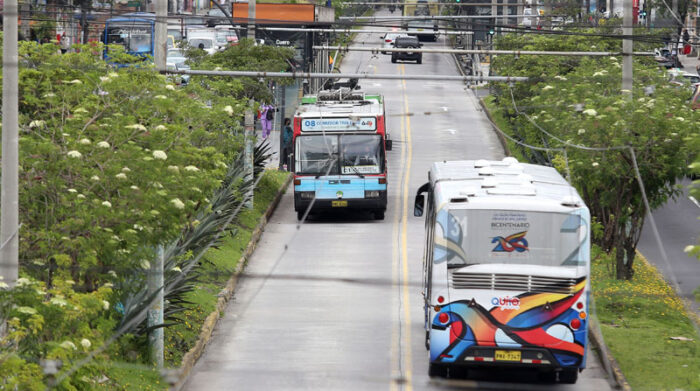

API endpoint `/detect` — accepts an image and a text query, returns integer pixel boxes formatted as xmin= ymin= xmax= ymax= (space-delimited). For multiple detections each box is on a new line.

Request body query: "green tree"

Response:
xmin=491 ymin=32 xmax=698 ymax=279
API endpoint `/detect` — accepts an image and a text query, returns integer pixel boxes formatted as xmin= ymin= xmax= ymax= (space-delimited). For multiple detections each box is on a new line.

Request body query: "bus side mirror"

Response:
xmin=386 ymin=139 xmax=393 ymax=151
xmin=414 ymin=194 xmax=425 ymax=217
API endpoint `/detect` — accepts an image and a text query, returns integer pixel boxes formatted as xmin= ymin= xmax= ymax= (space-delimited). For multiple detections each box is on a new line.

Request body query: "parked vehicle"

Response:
xmin=668 ymin=68 xmax=700 ymax=90
xmin=166 ymin=48 xmax=190 ymax=85
xmin=391 ymin=36 xmax=423 ymax=64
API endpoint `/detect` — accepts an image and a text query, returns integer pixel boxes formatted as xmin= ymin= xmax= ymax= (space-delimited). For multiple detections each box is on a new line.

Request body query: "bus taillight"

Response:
xmin=437 ymin=295 xmax=445 ymax=304
xmin=438 ymin=312 xmax=449 ymax=324
xmin=569 ymin=318 xmax=581 ymax=330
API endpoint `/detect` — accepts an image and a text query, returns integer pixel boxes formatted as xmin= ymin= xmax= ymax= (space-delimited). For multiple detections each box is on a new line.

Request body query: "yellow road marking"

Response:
xmin=390 ymin=79 xmax=405 ymax=391
xmin=400 ymin=64 xmax=413 ymax=391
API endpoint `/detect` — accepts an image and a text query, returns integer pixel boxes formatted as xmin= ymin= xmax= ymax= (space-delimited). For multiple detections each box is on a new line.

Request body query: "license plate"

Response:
xmin=494 ymin=350 xmax=521 ymax=362
xmin=331 ymin=200 xmax=348 ymax=207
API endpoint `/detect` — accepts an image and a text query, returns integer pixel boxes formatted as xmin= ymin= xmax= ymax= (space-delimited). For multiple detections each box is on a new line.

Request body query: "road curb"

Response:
xmin=172 ymin=172 xmax=292 ymax=391
xmin=588 ymin=315 xmax=631 ymax=390
xmin=477 ymin=98 xmax=512 ymax=157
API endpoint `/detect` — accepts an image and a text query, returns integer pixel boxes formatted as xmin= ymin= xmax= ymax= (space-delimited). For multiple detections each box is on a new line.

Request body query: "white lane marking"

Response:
xmin=444 ymin=129 xmax=457 ymax=134
xmin=373 ymin=83 xmax=382 ymax=87
xmin=689 ymin=195 xmax=700 ymax=209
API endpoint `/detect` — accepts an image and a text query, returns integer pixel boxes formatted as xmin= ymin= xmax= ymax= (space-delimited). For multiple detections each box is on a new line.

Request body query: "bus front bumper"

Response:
xmin=294 ymin=191 xmax=387 ymax=212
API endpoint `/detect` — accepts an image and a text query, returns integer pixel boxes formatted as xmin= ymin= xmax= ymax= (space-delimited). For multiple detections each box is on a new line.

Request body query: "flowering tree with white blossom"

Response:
xmin=490 ymin=33 xmax=699 ymax=279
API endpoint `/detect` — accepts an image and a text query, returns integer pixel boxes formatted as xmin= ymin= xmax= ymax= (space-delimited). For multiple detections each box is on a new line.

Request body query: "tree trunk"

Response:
xmin=615 ymin=240 xmax=636 ymax=280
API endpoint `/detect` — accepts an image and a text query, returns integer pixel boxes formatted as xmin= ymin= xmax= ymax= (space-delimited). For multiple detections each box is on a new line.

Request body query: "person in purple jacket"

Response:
xmin=260 ymin=104 xmax=274 ymax=139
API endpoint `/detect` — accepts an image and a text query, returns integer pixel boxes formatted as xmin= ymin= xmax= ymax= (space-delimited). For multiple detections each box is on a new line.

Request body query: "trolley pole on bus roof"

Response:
xmin=154 ymin=0 xmax=167 ymax=72
xmin=1 ymin=0 xmax=20 ymax=288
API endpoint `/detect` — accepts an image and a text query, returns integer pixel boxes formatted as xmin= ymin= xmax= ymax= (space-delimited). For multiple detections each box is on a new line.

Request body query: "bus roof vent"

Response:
xmin=481 ymin=178 xmax=498 ymax=188
xmin=317 ymin=88 xmax=365 ymax=102
xmin=486 ymin=186 xmax=536 ymax=196
xmin=474 ymin=159 xmax=490 ymax=168
xmin=517 ymin=173 xmax=533 ymax=183
xmin=561 ymin=196 xmax=581 ymax=207
xmin=460 ymin=188 xmax=478 ymax=197
xmin=478 ymin=167 xmax=495 ymax=176
xmin=502 ymin=157 xmax=519 ymax=165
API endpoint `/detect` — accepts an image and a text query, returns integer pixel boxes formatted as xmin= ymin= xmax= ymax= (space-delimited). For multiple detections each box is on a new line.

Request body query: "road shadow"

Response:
xmin=302 ymin=209 xmax=383 ymax=223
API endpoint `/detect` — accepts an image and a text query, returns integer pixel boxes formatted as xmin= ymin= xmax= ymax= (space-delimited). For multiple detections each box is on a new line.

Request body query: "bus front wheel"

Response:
xmin=558 ymin=368 xmax=578 ymax=384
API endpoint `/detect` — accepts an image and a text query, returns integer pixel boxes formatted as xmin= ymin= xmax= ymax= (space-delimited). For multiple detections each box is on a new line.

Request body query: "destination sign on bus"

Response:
xmin=302 ymin=117 xmax=376 ymax=131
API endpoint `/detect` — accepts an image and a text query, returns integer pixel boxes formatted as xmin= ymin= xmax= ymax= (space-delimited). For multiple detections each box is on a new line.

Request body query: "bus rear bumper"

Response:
xmin=432 ymin=346 xmax=583 ymax=370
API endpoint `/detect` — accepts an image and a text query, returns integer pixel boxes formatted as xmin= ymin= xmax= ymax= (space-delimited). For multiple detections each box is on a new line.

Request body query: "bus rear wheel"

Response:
xmin=428 ymin=363 xmax=448 ymax=378
xmin=559 ymin=368 xmax=578 ymax=384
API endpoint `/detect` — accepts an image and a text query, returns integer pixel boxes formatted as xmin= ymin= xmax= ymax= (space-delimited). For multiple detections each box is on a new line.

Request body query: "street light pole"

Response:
xmin=244 ymin=102 xmax=255 ymax=208
xmin=248 ymin=0 xmax=256 ymax=41
xmin=1 ymin=0 xmax=20 ymax=288
xmin=622 ymin=0 xmax=633 ymax=97
xmin=154 ymin=0 xmax=167 ymax=72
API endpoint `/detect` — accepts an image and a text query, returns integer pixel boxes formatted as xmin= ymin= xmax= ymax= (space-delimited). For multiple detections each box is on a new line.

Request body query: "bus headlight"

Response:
xmin=365 ymin=190 xmax=380 ymax=198
xmin=299 ymin=191 xmax=315 ymax=200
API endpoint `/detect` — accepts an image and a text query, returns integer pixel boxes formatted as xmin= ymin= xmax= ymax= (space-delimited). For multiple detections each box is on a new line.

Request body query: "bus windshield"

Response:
xmin=340 ymin=135 xmax=382 ymax=174
xmin=296 ymin=135 xmax=339 ymax=176
xmin=296 ymin=134 xmax=383 ymax=176
xmin=106 ymin=25 xmax=152 ymax=52
xmin=435 ymin=208 xmax=586 ymax=269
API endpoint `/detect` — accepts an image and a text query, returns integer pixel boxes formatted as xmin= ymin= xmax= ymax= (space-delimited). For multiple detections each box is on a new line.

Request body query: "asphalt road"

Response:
xmin=183 ymin=12 xmax=615 ymax=391
xmin=637 ymin=178 xmax=700 ymax=313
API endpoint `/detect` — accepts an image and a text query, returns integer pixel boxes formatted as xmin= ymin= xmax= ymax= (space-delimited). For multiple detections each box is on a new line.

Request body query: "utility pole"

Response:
xmin=147 ymin=246 xmax=164 ymax=368
xmin=1 ymin=0 xmax=20 ymax=288
xmin=246 ymin=1 xmax=256 ymax=208
xmin=622 ymin=0 xmax=633 ymax=96
xmin=248 ymin=0 xmax=256 ymax=42
xmin=155 ymin=0 xmax=168 ymax=72
xmin=244 ymin=102 xmax=255 ymax=208
xmin=542 ymin=0 xmax=552 ymax=28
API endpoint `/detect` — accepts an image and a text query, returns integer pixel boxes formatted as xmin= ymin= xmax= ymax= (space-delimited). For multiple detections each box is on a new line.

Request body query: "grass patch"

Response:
xmin=591 ymin=247 xmax=700 ymax=391
xmin=164 ymin=169 xmax=290 ymax=366
xmin=100 ymin=362 xmax=167 ymax=391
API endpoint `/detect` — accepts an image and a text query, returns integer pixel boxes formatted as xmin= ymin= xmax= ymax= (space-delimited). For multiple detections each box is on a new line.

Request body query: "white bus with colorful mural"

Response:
xmin=413 ymin=158 xmax=590 ymax=383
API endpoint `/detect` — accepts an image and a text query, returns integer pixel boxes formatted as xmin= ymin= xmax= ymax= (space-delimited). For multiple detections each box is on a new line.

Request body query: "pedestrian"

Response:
xmin=328 ymin=54 xmax=334 ymax=72
xmin=260 ymin=104 xmax=274 ymax=139
xmin=683 ymin=29 xmax=690 ymax=44
xmin=60 ymin=34 xmax=70 ymax=54
xmin=281 ymin=118 xmax=293 ymax=171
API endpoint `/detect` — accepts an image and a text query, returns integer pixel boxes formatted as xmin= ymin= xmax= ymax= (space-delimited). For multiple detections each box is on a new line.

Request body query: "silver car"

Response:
xmin=381 ymin=33 xmax=408 ymax=55
xmin=166 ymin=49 xmax=190 ymax=86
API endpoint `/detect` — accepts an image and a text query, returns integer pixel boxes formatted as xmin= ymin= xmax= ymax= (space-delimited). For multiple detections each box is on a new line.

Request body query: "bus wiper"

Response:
xmin=315 ymin=160 xmax=331 ymax=179
xmin=346 ymin=164 xmax=365 ymax=178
